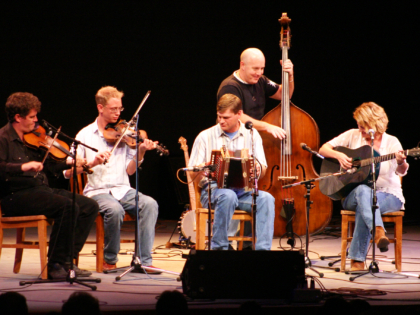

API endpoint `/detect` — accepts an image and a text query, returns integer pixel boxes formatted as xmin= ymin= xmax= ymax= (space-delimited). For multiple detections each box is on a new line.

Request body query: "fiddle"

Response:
xmin=103 ymin=119 xmax=169 ymax=156
xmin=23 ymin=125 xmax=93 ymax=174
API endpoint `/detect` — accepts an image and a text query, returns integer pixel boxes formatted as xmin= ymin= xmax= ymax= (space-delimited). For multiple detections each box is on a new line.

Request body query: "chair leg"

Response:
xmin=13 ymin=228 xmax=25 ymax=274
xmin=38 ymin=220 xmax=49 ymax=280
xmin=341 ymin=216 xmax=349 ymax=271
xmin=96 ymin=215 xmax=104 ymax=272
xmin=196 ymin=211 xmax=206 ymax=250
xmin=0 ymin=226 xmax=3 ymax=260
xmin=237 ymin=220 xmax=245 ymax=250
xmin=394 ymin=217 xmax=403 ymax=272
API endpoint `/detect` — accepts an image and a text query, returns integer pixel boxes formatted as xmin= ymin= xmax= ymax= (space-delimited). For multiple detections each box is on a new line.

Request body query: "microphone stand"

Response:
xmin=206 ymin=173 xmax=213 ymax=250
xmin=110 ymin=116 xmax=178 ymax=279
xmin=283 ymin=174 xmax=343 ymax=276
xmin=283 ymin=147 xmax=345 ymax=277
xmin=248 ymin=126 xmax=258 ymax=250
xmin=348 ymin=133 xmax=380 ymax=281
xmin=19 ymin=125 xmax=101 ymax=290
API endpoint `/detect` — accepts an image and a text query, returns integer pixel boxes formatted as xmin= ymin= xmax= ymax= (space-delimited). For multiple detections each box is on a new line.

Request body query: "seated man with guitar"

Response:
xmin=188 ymin=93 xmax=275 ymax=250
xmin=319 ymin=102 xmax=409 ymax=271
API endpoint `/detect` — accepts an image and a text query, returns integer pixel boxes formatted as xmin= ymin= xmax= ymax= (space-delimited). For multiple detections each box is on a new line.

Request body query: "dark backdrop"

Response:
xmin=1 ymin=2 xmax=418 ymax=223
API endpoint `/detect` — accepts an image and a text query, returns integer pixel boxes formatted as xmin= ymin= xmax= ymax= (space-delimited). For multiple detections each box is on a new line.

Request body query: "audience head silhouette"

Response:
xmin=62 ymin=291 xmax=101 ymax=315
xmin=156 ymin=290 xmax=188 ymax=315
xmin=0 ymin=291 xmax=29 ymax=315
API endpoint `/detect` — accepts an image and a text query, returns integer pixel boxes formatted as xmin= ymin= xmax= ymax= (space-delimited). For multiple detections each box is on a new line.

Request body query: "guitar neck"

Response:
xmin=360 ymin=149 xmax=408 ymax=167
xmin=183 ymin=150 xmax=197 ymax=210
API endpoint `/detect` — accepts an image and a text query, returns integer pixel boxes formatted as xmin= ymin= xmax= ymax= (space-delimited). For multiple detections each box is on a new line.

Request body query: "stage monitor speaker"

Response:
xmin=181 ymin=250 xmax=305 ymax=299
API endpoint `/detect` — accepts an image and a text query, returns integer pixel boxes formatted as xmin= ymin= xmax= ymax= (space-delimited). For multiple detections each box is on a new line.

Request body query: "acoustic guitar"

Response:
xmin=319 ymin=145 xmax=420 ymax=200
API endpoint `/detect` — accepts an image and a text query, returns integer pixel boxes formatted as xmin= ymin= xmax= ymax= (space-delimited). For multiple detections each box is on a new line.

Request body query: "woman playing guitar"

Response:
xmin=319 ymin=102 xmax=409 ymax=272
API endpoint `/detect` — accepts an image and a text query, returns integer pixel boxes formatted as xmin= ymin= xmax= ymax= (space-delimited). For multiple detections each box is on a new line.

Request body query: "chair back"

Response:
xmin=69 ymin=173 xmax=88 ymax=195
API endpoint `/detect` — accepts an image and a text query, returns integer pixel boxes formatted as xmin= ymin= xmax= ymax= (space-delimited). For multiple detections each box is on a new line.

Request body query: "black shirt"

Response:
xmin=217 ymin=73 xmax=279 ymax=120
xmin=0 ymin=123 xmax=70 ymax=199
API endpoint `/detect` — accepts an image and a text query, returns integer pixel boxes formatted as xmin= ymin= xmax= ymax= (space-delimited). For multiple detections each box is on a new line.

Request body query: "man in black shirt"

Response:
xmin=0 ymin=92 xmax=99 ymax=279
xmin=218 ymin=48 xmax=294 ymax=139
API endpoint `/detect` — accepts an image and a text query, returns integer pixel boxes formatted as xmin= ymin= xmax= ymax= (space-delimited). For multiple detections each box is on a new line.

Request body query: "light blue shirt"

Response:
xmin=75 ymin=119 xmax=136 ymax=200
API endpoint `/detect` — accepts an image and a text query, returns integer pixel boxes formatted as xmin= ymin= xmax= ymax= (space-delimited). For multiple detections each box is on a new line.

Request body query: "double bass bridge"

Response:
xmin=278 ymin=176 xmax=298 ymax=185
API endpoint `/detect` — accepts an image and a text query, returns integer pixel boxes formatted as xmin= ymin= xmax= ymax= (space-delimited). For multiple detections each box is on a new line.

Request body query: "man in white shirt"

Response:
xmin=74 ymin=86 xmax=160 ymax=273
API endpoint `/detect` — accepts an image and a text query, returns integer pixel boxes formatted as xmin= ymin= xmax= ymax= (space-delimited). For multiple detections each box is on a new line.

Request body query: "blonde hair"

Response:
xmin=353 ymin=102 xmax=388 ymax=134
xmin=95 ymin=86 xmax=124 ymax=106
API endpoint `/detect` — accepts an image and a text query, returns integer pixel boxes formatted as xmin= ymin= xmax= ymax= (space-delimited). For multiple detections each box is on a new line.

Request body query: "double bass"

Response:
xmin=259 ymin=13 xmax=333 ymax=238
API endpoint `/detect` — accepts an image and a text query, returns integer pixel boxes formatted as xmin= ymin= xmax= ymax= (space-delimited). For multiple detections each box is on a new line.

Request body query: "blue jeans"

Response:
xmin=91 ymin=189 xmax=158 ymax=266
xmin=342 ymin=184 xmax=402 ymax=261
xmin=201 ymin=182 xmax=275 ymax=250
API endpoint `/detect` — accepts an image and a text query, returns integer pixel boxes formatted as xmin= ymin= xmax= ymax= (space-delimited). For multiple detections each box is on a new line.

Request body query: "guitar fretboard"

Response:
xmin=359 ymin=150 xmax=409 ymax=167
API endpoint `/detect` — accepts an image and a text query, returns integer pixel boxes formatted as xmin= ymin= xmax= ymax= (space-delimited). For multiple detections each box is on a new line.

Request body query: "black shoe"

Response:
xmin=228 ymin=244 xmax=235 ymax=251
xmin=48 ymin=263 xmax=68 ymax=279
xmin=67 ymin=264 xmax=92 ymax=277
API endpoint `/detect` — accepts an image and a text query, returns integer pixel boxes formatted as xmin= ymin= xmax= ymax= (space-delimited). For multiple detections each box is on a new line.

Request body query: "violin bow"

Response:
xmin=34 ymin=126 xmax=61 ymax=178
xmin=105 ymin=90 xmax=151 ymax=163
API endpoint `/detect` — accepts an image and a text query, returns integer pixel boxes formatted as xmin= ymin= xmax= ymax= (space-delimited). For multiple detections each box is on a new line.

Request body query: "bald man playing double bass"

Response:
xmin=217 ymin=48 xmax=294 ymax=139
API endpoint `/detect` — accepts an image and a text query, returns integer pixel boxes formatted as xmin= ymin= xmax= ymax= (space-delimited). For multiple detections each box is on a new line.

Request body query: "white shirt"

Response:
xmin=75 ymin=119 xmax=136 ymax=200
xmin=188 ymin=121 xmax=267 ymax=187
xmin=327 ymin=129 xmax=408 ymax=206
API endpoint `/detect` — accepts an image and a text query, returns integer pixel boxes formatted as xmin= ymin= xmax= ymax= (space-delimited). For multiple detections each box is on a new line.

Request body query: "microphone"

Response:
xmin=182 ymin=165 xmax=216 ymax=172
xmin=300 ymin=143 xmax=324 ymax=159
xmin=42 ymin=119 xmax=53 ymax=136
xmin=368 ymin=129 xmax=375 ymax=140
xmin=245 ymin=121 xmax=253 ymax=130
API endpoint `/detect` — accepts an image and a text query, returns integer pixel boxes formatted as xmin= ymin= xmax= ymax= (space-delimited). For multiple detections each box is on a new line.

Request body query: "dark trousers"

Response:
xmin=1 ymin=186 xmax=99 ymax=266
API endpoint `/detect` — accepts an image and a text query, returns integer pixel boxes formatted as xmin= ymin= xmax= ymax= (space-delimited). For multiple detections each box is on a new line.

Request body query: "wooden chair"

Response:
xmin=340 ymin=210 xmax=404 ymax=272
xmin=194 ymin=181 xmax=253 ymax=250
xmin=71 ymin=173 xmax=135 ymax=272
xmin=0 ymin=203 xmax=51 ymax=279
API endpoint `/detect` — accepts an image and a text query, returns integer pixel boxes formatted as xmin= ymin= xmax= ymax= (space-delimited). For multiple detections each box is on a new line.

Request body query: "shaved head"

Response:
xmin=238 ymin=48 xmax=266 ymax=84
xmin=240 ymin=48 xmax=265 ymax=64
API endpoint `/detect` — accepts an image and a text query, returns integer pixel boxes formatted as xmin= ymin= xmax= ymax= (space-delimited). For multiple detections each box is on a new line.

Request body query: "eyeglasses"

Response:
xmin=106 ymin=106 xmax=124 ymax=113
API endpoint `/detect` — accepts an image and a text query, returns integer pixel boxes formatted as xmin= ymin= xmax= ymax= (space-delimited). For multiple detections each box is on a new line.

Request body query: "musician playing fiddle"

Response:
xmin=217 ymin=48 xmax=294 ymax=139
xmin=189 ymin=94 xmax=275 ymax=250
xmin=319 ymin=102 xmax=408 ymax=271
xmin=72 ymin=86 xmax=161 ymax=273
xmin=0 ymin=92 xmax=99 ymax=279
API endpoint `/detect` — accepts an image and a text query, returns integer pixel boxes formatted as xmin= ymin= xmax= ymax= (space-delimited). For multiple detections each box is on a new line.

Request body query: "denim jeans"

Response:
xmin=200 ymin=182 xmax=275 ymax=250
xmin=342 ymin=184 xmax=402 ymax=261
xmin=91 ymin=189 xmax=158 ymax=266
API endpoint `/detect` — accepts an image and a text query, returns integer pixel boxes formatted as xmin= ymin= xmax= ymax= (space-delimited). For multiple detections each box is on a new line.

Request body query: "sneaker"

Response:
xmin=48 ymin=263 xmax=68 ymax=279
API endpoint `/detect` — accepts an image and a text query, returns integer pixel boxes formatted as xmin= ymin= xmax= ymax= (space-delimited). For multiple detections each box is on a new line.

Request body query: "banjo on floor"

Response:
xmin=177 ymin=137 xmax=197 ymax=244
xmin=319 ymin=145 xmax=420 ymax=200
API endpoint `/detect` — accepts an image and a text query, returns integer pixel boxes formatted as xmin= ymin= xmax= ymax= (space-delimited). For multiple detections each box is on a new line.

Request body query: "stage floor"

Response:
xmin=1 ymin=219 xmax=420 ymax=314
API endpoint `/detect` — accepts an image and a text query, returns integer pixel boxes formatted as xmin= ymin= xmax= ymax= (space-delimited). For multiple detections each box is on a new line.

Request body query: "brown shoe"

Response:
xmin=374 ymin=226 xmax=390 ymax=252
xmin=350 ymin=260 xmax=365 ymax=271
xmin=140 ymin=265 xmax=162 ymax=275
xmin=103 ymin=262 xmax=117 ymax=272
